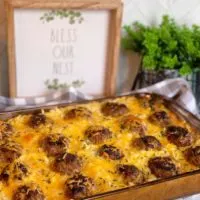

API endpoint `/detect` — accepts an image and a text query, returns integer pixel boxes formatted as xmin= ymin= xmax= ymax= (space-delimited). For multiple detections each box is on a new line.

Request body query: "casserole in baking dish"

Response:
xmin=0 ymin=93 xmax=199 ymax=200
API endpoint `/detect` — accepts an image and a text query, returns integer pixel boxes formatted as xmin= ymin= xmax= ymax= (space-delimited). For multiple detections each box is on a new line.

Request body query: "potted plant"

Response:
xmin=122 ymin=15 xmax=200 ymax=100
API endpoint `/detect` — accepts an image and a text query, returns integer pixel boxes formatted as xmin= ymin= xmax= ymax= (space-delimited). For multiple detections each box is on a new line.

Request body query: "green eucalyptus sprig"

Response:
xmin=122 ymin=15 xmax=200 ymax=76
xmin=45 ymin=79 xmax=85 ymax=90
xmin=40 ymin=9 xmax=84 ymax=24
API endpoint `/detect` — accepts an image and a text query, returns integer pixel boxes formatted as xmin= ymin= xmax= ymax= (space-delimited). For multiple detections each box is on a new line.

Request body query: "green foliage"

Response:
xmin=40 ymin=9 xmax=84 ymax=24
xmin=44 ymin=79 xmax=85 ymax=90
xmin=122 ymin=15 xmax=200 ymax=75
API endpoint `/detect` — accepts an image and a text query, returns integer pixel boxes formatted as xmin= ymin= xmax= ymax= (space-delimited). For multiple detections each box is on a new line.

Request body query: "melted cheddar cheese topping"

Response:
xmin=0 ymin=96 xmax=199 ymax=199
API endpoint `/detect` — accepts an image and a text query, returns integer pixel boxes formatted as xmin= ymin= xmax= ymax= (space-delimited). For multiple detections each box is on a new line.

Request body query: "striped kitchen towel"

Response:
xmin=0 ymin=78 xmax=199 ymax=116
xmin=0 ymin=87 xmax=92 ymax=112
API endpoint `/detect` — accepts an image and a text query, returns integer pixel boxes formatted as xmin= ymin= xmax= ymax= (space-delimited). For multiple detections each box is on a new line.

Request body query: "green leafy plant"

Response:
xmin=122 ymin=15 xmax=200 ymax=76
xmin=40 ymin=9 xmax=84 ymax=24
xmin=45 ymin=79 xmax=85 ymax=90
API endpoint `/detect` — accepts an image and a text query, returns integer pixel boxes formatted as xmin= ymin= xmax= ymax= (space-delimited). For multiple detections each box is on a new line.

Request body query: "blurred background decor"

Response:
xmin=4 ymin=0 xmax=122 ymax=98
xmin=1 ymin=0 xmax=200 ymax=109
xmin=122 ymin=15 xmax=200 ymax=104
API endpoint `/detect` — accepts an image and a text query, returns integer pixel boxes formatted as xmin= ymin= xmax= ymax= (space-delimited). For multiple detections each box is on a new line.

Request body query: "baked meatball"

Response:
xmin=135 ymin=94 xmax=164 ymax=110
xmin=98 ymin=145 xmax=124 ymax=160
xmin=13 ymin=162 xmax=28 ymax=180
xmin=120 ymin=115 xmax=146 ymax=136
xmin=0 ymin=162 xmax=28 ymax=182
xmin=28 ymin=113 xmax=46 ymax=128
xmin=0 ymin=165 xmax=9 ymax=182
xmin=165 ymin=126 xmax=193 ymax=147
xmin=117 ymin=164 xmax=144 ymax=185
xmin=135 ymin=94 xmax=152 ymax=108
xmin=0 ymin=121 xmax=13 ymax=139
xmin=148 ymin=157 xmax=177 ymax=178
xmin=149 ymin=111 xmax=170 ymax=127
xmin=85 ymin=126 xmax=112 ymax=144
xmin=65 ymin=107 xmax=92 ymax=120
xmin=66 ymin=174 xmax=95 ymax=199
xmin=133 ymin=136 xmax=162 ymax=151
xmin=13 ymin=185 xmax=45 ymax=200
xmin=41 ymin=134 xmax=69 ymax=157
xmin=53 ymin=153 xmax=82 ymax=175
xmin=101 ymin=102 xmax=129 ymax=117
xmin=0 ymin=141 xmax=22 ymax=163
xmin=184 ymin=146 xmax=200 ymax=167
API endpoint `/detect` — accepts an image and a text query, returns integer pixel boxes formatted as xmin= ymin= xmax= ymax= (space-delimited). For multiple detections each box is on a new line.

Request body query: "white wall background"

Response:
xmin=1 ymin=0 xmax=200 ymax=96
xmin=123 ymin=0 xmax=200 ymax=26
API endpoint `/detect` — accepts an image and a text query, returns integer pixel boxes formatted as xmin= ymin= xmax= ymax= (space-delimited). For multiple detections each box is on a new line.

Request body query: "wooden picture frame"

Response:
xmin=5 ymin=0 xmax=123 ymax=98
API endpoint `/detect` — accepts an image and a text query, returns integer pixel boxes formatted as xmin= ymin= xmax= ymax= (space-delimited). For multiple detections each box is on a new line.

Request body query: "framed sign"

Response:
xmin=5 ymin=0 xmax=123 ymax=97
